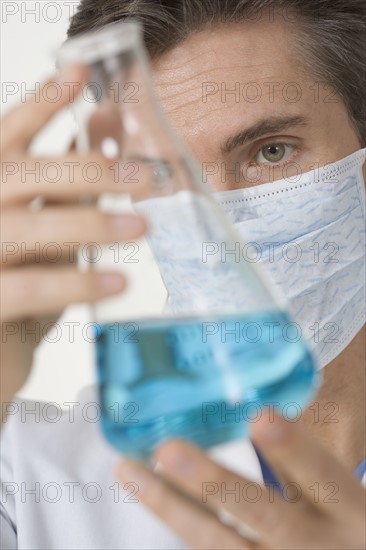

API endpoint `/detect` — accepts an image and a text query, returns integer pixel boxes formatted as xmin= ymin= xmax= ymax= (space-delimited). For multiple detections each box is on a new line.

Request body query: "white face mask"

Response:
xmin=137 ymin=148 xmax=365 ymax=370
xmin=213 ymin=148 xmax=366 ymax=368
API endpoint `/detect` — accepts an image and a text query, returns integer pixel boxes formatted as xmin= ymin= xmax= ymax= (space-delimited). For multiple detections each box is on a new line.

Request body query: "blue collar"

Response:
xmin=353 ymin=457 xmax=366 ymax=480
xmin=254 ymin=447 xmax=366 ymax=489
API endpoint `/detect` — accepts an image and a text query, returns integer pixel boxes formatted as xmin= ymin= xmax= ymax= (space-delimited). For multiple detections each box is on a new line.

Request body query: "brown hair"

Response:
xmin=67 ymin=0 xmax=366 ymax=145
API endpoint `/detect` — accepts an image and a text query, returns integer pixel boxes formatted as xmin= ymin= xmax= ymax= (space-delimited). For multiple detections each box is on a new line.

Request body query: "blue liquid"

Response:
xmin=96 ymin=312 xmax=320 ymax=459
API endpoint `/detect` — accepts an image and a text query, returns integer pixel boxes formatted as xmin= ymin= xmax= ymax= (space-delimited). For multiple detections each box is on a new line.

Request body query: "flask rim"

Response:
xmin=56 ymin=20 xmax=143 ymax=68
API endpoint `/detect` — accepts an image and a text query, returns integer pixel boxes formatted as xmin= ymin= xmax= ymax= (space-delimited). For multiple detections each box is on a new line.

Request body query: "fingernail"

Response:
xmin=117 ymin=460 xmax=151 ymax=493
xmin=97 ymin=273 xmax=125 ymax=292
xmin=155 ymin=441 xmax=197 ymax=476
xmin=109 ymin=214 xmax=145 ymax=234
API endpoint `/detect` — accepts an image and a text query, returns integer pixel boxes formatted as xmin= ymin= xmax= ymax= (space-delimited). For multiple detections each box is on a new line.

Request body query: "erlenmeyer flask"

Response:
xmin=58 ymin=21 xmax=320 ymax=460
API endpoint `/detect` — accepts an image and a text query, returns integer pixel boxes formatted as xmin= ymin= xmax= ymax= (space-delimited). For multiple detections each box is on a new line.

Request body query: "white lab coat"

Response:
xmin=0 ymin=385 xmax=262 ymax=550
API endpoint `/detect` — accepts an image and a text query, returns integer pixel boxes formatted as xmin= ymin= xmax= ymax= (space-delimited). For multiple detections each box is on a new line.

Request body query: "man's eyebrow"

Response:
xmin=221 ymin=115 xmax=308 ymax=155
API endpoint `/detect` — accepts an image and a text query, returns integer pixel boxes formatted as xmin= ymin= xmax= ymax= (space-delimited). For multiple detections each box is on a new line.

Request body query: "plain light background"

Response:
xmin=1 ymin=1 xmax=167 ymax=405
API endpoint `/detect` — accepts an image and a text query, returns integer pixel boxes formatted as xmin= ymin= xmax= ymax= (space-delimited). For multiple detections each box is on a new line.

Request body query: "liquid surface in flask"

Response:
xmin=96 ymin=311 xmax=319 ymax=459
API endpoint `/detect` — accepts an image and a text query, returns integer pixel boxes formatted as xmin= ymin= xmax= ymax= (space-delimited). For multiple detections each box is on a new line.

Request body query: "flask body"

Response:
xmin=58 ymin=21 xmax=320 ymax=459
xmin=97 ymin=311 xmax=315 ymax=459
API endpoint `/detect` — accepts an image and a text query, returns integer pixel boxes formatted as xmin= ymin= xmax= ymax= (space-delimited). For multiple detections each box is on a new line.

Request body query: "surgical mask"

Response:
xmin=214 ymin=148 xmax=365 ymax=368
xmin=140 ymin=148 xmax=366 ymax=370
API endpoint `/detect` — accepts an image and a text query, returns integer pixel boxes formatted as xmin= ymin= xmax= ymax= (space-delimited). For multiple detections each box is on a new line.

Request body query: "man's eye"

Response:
xmin=255 ymin=143 xmax=294 ymax=163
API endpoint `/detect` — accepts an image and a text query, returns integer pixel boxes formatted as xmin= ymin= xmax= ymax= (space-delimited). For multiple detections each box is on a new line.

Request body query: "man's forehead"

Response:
xmin=152 ymin=22 xmax=300 ymax=85
xmin=151 ymin=22 xmax=307 ymax=135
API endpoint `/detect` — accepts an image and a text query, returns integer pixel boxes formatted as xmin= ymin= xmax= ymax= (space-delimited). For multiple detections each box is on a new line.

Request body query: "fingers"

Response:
xmin=1 ymin=207 xmax=146 ymax=266
xmin=117 ymin=460 xmax=251 ymax=550
xmin=251 ymin=412 xmax=365 ymax=517
xmin=1 ymin=153 xmax=145 ymax=207
xmin=117 ymin=432 xmax=366 ymax=550
xmin=1 ymin=267 xmax=126 ymax=321
xmin=152 ymin=439 xmax=293 ymax=544
xmin=2 ymin=65 xmax=88 ymax=151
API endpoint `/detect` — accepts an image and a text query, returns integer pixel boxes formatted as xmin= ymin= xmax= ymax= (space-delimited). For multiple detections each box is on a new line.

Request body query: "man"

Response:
xmin=1 ymin=1 xmax=365 ymax=548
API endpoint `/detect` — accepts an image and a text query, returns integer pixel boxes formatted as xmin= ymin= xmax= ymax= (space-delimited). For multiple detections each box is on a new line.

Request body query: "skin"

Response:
xmin=117 ymin=20 xmax=365 ymax=549
xmin=0 ymin=16 xmax=365 ymax=550
xmin=0 ymin=65 xmax=147 ymax=419
xmin=149 ymin=21 xmax=366 ymax=469
xmin=118 ymin=413 xmax=366 ymax=549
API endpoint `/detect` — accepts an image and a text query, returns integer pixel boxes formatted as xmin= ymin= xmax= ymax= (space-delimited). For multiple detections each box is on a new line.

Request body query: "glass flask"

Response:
xmin=57 ymin=21 xmax=321 ymax=460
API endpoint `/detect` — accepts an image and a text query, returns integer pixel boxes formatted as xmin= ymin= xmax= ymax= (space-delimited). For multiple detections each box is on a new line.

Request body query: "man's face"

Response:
xmin=152 ymin=20 xmax=361 ymax=191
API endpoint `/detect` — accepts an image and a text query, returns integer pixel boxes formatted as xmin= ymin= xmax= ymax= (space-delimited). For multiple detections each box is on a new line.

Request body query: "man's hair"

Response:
xmin=67 ymin=0 xmax=366 ymax=145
